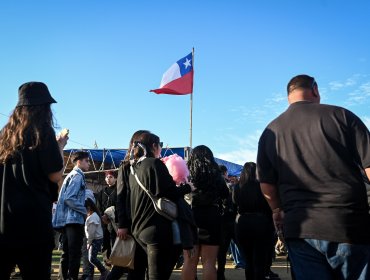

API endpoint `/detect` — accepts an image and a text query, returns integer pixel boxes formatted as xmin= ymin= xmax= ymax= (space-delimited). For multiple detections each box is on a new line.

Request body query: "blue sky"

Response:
xmin=1 ymin=0 xmax=370 ymax=164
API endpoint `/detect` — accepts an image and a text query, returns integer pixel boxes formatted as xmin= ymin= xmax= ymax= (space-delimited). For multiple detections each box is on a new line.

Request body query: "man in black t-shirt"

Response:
xmin=257 ymin=74 xmax=370 ymax=280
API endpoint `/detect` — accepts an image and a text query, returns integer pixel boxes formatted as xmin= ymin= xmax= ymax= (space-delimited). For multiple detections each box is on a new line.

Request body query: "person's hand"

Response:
xmin=117 ymin=228 xmax=129 ymax=240
xmin=186 ymin=181 xmax=196 ymax=192
xmin=229 ymin=176 xmax=239 ymax=185
xmin=56 ymin=129 xmax=69 ymax=149
xmin=273 ymin=210 xmax=285 ymax=242
xmin=101 ymin=214 xmax=110 ymax=225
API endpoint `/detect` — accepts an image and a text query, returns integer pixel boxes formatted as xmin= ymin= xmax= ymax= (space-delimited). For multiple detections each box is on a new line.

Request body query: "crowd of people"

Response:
xmin=0 ymin=74 xmax=370 ymax=280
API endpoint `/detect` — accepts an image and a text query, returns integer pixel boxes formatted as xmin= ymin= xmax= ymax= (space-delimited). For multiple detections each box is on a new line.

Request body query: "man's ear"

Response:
xmin=287 ymin=94 xmax=294 ymax=104
xmin=312 ymin=85 xmax=318 ymax=97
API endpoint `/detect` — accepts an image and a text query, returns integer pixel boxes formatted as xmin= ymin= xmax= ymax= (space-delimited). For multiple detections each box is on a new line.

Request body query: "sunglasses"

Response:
xmin=159 ymin=142 xmax=163 ymax=148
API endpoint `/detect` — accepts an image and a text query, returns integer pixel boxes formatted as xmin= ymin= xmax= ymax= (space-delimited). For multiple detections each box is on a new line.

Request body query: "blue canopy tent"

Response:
xmin=63 ymin=147 xmax=243 ymax=177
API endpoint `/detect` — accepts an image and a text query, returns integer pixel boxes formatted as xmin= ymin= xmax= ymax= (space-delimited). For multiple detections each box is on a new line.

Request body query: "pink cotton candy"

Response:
xmin=161 ymin=154 xmax=189 ymax=185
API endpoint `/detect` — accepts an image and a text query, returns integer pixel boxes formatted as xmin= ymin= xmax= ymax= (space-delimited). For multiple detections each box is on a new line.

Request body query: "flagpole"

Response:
xmin=190 ymin=47 xmax=194 ymax=149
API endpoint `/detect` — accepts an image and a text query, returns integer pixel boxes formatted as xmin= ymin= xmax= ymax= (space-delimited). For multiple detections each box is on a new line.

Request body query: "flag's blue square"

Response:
xmin=176 ymin=53 xmax=193 ymax=76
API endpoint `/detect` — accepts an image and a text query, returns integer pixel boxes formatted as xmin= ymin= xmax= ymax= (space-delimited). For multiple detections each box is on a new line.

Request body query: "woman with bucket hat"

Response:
xmin=0 ymin=82 xmax=68 ymax=279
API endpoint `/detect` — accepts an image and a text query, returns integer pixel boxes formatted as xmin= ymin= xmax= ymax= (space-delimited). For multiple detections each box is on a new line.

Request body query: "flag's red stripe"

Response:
xmin=150 ymin=71 xmax=193 ymax=95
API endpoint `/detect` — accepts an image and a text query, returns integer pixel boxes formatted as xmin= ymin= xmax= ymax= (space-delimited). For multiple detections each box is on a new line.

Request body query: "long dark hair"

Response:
xmin=131 ymin=132 xmax=160 ymax=163
xmin=0 ymin=104 xmax=54 ymax=163
xmin=187 ymin=145 xmax=221 ymax=189
xmin=239 ymin=162 xmax=257 ymax=187
xmin=123 ymin=130 xmax=150 ymax=167
xmin=85 ymin=198 xmax=101 ymax=218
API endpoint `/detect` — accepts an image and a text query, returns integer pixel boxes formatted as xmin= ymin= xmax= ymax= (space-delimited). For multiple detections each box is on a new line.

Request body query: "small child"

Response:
xmin=84 ymin=198 xmax=109 ymax=280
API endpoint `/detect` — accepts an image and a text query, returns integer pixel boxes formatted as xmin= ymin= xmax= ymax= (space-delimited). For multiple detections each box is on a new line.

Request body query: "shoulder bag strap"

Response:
xmin=130 ymin=165 xmax=157 ymax=205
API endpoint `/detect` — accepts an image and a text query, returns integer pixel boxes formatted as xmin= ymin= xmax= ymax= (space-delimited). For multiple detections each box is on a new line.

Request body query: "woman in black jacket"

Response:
xmin=107 ymin=130 xmax=149 ymax=280
xmin=232 ymin=162 xmax=275 ymax=280
xmin=128 ymin=132 xmax=191 ymax=280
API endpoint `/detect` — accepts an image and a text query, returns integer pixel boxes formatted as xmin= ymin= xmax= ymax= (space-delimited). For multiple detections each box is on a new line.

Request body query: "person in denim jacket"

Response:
xmin=53 ymin=150 xmax=90 ymax=280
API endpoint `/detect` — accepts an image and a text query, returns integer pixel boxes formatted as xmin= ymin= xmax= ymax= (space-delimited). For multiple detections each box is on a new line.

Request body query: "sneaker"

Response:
xmin=99 ymin=270 xmax=110 ymax=280
xmin=11 ymin=272 xmax=22 ymax=279
xmin=79 ymin=274 xmax=89 ymax=280
xmin=175 ymin=254 xmax=184 ymax=269
xmin=266 ymin=270 xmax=280 ymax=279
xmin=234 ymin=264 xmax=245 ymax=269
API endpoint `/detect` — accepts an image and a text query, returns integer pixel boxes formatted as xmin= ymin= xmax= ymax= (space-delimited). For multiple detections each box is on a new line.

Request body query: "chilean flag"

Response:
xmin=150 ymin=53 xmax=193 ymax=95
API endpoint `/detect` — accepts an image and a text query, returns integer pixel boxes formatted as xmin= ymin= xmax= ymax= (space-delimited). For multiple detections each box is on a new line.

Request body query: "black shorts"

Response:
xmin=193 ymin=206 xmax=222 ymax=246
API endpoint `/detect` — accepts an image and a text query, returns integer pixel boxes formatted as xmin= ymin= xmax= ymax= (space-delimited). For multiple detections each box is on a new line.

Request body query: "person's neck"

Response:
xmin=288 ymin=89 xmax=320 ymax=104
xmin=288 ymin=91 xmax=317 ymax=104
xmin=291 ymin=99 xmax=313 ymax=104
xmin=74 ymin=165 xmax=83 ymax=171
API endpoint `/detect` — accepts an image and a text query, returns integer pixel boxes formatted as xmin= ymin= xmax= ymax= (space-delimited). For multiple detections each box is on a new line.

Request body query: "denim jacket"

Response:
xmin=52 ymin=167 xmax=87 ymax=228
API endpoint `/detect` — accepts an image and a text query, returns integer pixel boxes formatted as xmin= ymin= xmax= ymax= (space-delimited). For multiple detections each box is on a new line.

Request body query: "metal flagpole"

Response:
xmin=190 ymin=47 xmax=194 ymax=148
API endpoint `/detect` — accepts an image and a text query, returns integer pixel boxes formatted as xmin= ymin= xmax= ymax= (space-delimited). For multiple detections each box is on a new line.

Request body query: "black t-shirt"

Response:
xmin=129 ymin=157 xmax=191 ymax=244
xmin=96 ymin=185 xmax=117 ymax=215
xmin=232 ymin=181 xmax=272 ymax=217
xmin=0 ymin=127 xmax=63 ymax=248
xmin=257 ymin=101 xmax=370 ymax=243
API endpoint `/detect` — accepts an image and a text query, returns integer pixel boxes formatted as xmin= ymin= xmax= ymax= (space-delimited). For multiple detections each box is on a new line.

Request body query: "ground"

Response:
xmin=11 ymin=251 xmax=293 ymax=280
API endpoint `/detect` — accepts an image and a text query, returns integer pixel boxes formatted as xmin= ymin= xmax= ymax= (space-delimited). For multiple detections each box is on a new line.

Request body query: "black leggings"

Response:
xmin=235 ymin=213 xmax=274 ymax=280
xmin=136 ymin=238 xmax=181 ymax=280
xmin=107 ymin=237 xmax=181 ymax=280
xmin=217 ymin=220 xmax=235 ymax=276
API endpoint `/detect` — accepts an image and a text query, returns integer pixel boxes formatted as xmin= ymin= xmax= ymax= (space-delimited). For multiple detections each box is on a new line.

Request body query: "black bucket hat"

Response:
xmin=16 ymin=81 xmax=57 ymax=107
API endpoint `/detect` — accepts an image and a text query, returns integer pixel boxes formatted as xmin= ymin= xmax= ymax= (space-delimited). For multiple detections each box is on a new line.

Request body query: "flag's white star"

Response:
xmin=183 ymin=58 xmax=192 ymax=69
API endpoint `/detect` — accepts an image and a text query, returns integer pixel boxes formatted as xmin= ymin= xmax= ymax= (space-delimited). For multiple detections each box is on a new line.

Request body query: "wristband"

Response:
xmin=272 ymin=207 xmax=281 ymax=213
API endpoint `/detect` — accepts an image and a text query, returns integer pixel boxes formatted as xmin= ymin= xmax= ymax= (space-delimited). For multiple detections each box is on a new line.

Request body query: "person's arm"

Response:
xmin=260 ymin=182 xmax=284 ymax=238
xmin=348 ymin=111 xmax=370 ymax=174
xmin=48 ymin=172 xmax=63 ymax=184
xmin=365 ymin=168 xmax=370 ymax=182
xmin=260 ymin=183 xmax=281 ymax=211
xmin=94 ymin=191 xmax=103 ymax=215
xmin=116 ymin=164 xmax=131 ymax=240
xmin=37 ymin=127 xmax=66 ymax=184
xmin=86 ymin=221 xmax=98 ymax=246
xmin=48 ymin=130 xmax=68 ymax=183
